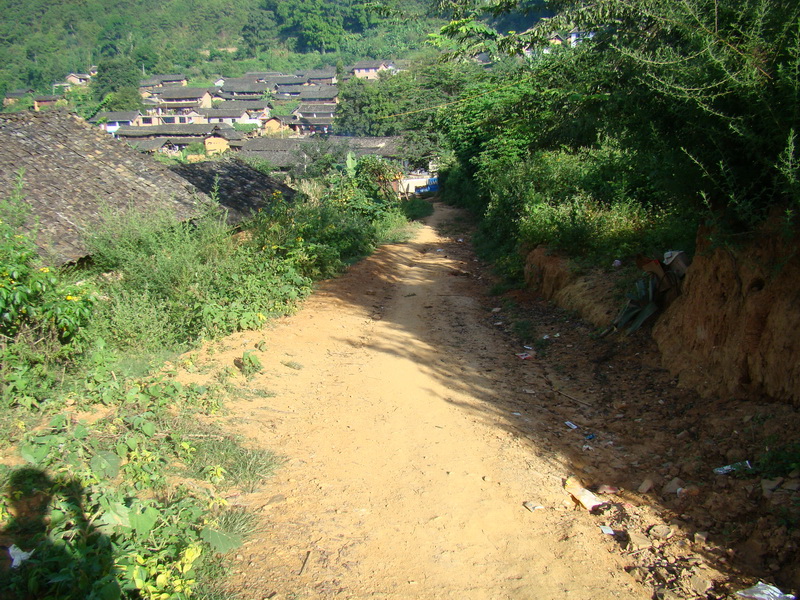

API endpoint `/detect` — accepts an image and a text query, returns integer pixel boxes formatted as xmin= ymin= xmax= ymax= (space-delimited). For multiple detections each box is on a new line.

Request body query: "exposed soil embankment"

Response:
xmin=654 ymin=228 xmax=800 ymax=404
xmin=524 ymin=227 xmax=800 ymax=405
xmin=524 ymin=247 xmax=620 ymax=328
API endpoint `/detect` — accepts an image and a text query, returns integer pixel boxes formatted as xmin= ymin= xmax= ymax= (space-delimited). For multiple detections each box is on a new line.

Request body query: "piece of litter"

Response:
xmin=565 ymin=476 xmax=606 ymax=511
xmin=523 ymin=345 xmax=533 ymax=350
xmin=436 ymin=248 xmax=444 ymax=252
xmin=494 ymin=322 xmax=504 ymax=326
xmin=564 ymin=421 xmax=579 ymax=429
xmin=515 ymin=353 xmax=533 ymax=360
xmin=584 ymin=433 xmax=596 ymax=440
xmin=523 ymin=501 xmax=544 ymax=512
xmin=554 ymin=333 xmax=560 ymax=338
xmin=522 ymin=389 xmax=536 ymax=395
xmin=582 ymin=444 xmax=593 ymax=451
xmin=491 ymin=307 xmax=502 ymax=313
xmin=735 ymin=581 xmax=795 ymax=600
xmin=9 ymin=545 xmax=34 ymax=568
xmin=457 ymin=238 xmax=464 ymax=243
xmin=599 ymin=526 xmax=615 ymax=535
xmin=714 ymin=460 xmax=752 ymax=475
xmin=542 ymin=334 xmax=550 ymax=340
xmin=512 ymin=412 xmax=522 ymax=416
xmin=597 ymin=485 xmax=619 ymax=495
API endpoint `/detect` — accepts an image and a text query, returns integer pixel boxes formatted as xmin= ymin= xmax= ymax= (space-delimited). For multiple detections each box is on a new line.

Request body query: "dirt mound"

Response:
xmin=524 ymin=247 xmax=619 ymax=328
xmin=654 ymin=225 xmax=800 ymax=404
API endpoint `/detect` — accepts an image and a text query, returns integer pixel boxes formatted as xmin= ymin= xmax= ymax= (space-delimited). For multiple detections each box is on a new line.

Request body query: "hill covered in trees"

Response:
xmin=0 ymin=0 xmax=441 ymax=95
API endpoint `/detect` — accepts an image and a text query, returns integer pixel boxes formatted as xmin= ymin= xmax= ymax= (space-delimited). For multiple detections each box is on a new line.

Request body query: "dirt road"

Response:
xmin=176 ymin=202 xmax=652 ymax=599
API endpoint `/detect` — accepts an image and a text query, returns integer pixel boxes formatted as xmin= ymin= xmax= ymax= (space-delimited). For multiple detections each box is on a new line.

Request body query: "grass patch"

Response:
xmin=400 ymin=197 xmax=435 ymax=220
xmin=186 ymin=432 xmax=281 ymax=492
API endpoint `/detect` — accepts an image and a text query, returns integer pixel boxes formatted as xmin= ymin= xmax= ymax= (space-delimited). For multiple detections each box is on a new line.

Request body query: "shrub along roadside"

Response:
xmin=0 ymin=154 xmax=413 ymax=598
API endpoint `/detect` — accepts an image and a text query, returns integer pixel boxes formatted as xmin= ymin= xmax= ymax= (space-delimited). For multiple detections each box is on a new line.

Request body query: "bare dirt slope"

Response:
xmin=176 ymin=202 xmax=800 ymax=600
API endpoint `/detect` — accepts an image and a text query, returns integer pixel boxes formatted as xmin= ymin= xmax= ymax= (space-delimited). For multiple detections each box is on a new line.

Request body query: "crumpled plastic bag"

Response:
xmin=8 ymin=544 xmax=34 ymax=568
xmin=735 ymin=581 xmax=795 ymax=600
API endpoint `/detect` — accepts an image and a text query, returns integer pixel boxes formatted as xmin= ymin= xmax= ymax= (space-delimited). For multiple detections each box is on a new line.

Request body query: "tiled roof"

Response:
xmin=156 ymin=87 xmax=211 ymax=100
xmin=168 ymin=158 xmax=295 ymax=222
xmin=221 ymin=80 xmax=272 ymax=94
xmin=0 ymin=110 xmax=205 ymax=264
xmin=198 ymin=108 xmax=250 ymax=119
xmin=89 ymin=111 xmax=140 ymax=123
xmin=116 ymin=124 xmax=236 ymax=138
xmin=299 ymin=86 xmax=338 ymax=100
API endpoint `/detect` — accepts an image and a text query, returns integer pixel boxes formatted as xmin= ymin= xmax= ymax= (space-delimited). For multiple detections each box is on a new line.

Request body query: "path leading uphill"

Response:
xmin=181 ymin=202 xmax=653 ymax=599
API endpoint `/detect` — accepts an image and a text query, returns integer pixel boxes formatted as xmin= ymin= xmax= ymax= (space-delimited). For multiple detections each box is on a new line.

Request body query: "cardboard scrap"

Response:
xmin=565 ymin=476 xmax=606 ymax=511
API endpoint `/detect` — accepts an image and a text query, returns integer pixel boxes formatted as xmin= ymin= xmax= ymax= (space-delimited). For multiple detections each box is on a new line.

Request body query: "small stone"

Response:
xmin=662 ymin=477 xmax=685 ymax=496
xmin=628 ymin=566 xmax=648 ymax=582
xmin=761 ymin=477 xmax=784 ymax=497
xmin=689 ymin=574 xmax=713 ymax=595
xmin=482 ymin=475 xmax=491 ymax=482
xmin=638 ymin=478 xmax=655 ymax=494
xmin=649 ymin=524 xmax=673 ymax=540
xmin=694 ymin=531 xmax=709 ymax=544
xmin=783 ymin=479 xmax=800 ymax=491
xmin=523 ymin=501 xmax=544 ymax=512
xmin=627 ymin=532 xmax=652 ymax=551
xmin=676 ymin=430 xmax=690 ymax=440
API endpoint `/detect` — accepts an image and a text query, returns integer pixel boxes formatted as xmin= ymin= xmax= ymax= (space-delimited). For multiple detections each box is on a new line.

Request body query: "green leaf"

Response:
xmin=19 ymin=443 xmax=49 ymax=465
xmin=129 ymin=505 xmax=160 ymax=538
xmin=200 ymin=527 xmax=242 ymax=554
xmin=91 ymin=451 xmax=122 ymax=479
xmin=96 ymin=500 xmax=131 ymax=533
xmin=141 ymin=421 xmax=156 ymax=437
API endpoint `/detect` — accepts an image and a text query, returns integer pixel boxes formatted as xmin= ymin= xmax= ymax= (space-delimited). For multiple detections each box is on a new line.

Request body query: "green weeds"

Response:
xmin=0 ymin=151 xmax=418 ymax=598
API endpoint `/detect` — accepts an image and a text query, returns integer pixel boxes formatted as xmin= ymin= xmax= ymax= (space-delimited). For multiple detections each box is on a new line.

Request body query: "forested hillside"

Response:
xmin=0 ymin=0 xmax=440 ymax=95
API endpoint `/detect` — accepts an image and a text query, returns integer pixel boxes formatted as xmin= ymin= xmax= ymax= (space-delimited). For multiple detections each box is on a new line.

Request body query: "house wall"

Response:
xmin=205 ymin=137 xmax=230 ymax=155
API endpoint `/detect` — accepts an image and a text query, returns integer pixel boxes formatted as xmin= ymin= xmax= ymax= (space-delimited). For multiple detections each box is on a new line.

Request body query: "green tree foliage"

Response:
xmin=92 ymin=58 xmax=140 ymax=100
xmin=432 ymin=0 xmax=800 ymax=272
xmin=0 ymin=0 xmax=444 ymax=95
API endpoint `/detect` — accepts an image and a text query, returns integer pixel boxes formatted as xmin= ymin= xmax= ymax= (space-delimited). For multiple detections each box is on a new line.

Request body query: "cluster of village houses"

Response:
xmin=3 ymin=60 xmax=404 ymax=170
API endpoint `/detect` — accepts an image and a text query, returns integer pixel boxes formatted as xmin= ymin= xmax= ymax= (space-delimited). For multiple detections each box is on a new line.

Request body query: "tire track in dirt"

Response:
xmin=181 ymin=203 xmax=649 ymax=599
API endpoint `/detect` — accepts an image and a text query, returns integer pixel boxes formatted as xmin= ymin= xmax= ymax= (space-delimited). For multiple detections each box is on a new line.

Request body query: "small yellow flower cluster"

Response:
xmin=65 ymin=295 xmax=82 ymax=301
xmin=39 ymin=267 xmax=50 ymax=273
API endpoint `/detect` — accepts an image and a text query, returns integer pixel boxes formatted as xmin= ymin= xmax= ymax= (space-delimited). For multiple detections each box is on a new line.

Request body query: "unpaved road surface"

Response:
xmin=177 ymin=202 xmax=798 ymax=599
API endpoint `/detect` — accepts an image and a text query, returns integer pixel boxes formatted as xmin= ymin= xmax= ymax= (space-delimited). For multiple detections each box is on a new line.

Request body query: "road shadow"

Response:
xmin=306 ymin=200 xmax=800 ymax=596
xmin=0 ymin=467 xmax=119 ymax=599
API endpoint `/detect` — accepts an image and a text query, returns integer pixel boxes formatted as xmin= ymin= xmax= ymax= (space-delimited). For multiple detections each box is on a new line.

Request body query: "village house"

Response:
xmin=217 ymin=79 xmax=272 ymax=100
xmin=262 ymin=115 xmax=297 ymax=136
xmin=196 ymin=107 xmax=251 ymax=126
xmin=299 ymin=69 xmax=337 ymax=85
xmin=299 ymin=85 xmax=339 ymax=103
xmin=89 ymin=110 xmax=144 ymax=133
xmin=65 ymin=72 xmax=92 ymax=86
xmin=139 ymin=74 xmax=188 ymax=93
xmin=242 ymin=71 xmax=285 ymax=82
xmin=3 ymin=88 xmax=34 ymax=107
xmin=115 ymin=123 xmax=245 ymax=155
xmin=33 ymin=95 xmax=62 ymax=111
xmin=350 ymin=60 xmax=394 ymax=80
xmin=293 ymin=103 xmax=336 ymax=119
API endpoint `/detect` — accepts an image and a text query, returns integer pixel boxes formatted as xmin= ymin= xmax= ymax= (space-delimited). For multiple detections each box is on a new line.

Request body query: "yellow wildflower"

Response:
xmin=39 ymin=267 xmax=50 ymax=273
